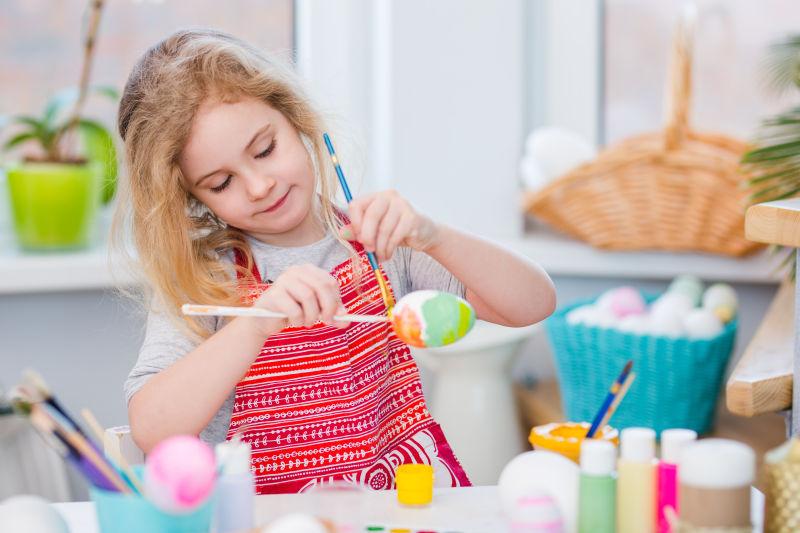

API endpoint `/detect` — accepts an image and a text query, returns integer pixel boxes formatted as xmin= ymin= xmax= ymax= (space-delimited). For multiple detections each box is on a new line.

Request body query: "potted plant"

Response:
xmin=743 ymin=35 xmax=800 ymax=273
xmin=2 ymin=0 xmax=117 ymax=250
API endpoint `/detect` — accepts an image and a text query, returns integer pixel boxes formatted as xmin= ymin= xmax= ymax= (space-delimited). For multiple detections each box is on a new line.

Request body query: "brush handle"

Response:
xmin=596 ymin=372 xmax=636 ymax=434
xmin=323 ymin=132 xmax=395 ymax=310
xmin=182 ymin=304 xmax=389 ymax=324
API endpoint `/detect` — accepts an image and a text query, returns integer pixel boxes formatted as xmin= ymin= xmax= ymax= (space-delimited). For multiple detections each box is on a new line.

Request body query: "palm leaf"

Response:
xmin=765 ymin=35 xmax=800 ymax=93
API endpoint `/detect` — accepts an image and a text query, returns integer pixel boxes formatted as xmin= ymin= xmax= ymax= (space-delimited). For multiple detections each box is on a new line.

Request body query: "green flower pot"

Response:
xmin=6 ymin=162 xmax=102 ymax=250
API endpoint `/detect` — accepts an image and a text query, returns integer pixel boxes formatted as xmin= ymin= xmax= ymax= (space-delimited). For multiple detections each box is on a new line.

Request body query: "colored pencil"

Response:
xmin=322 ymin=132 xmax=395 ymax=311
xmin=585 ymin=360 xmax=633 ymax=438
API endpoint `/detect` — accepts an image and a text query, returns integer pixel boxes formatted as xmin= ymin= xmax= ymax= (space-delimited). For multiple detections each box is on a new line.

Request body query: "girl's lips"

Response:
xmin=262 ymin=189 xmax=290 ymax=213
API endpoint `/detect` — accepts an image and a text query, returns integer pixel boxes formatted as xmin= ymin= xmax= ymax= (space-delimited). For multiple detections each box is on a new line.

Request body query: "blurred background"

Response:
xmin=2 ymin=0 xmax=799 ymax=500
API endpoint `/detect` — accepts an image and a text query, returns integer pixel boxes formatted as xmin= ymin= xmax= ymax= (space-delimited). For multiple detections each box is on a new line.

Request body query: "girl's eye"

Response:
xmin=255 ymin=139 xmax=277 ymax=159
xmin=211 ymin=175 xmax=232 ymax=193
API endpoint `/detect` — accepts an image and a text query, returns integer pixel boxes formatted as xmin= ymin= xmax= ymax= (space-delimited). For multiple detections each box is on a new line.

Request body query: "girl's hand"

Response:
xmin=249 ymin=264 xmax=349 ymax=337
xmin=344 ymin=190 xmax=440 ymax=262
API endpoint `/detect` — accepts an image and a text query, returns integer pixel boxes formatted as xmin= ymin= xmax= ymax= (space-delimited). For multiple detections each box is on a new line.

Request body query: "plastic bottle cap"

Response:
xmin=215 ymin=438 xmax=252 ymax=476
xmin=660 ymin=428 xmax=697 ymax=464
xmin=620 ymin=427 xmax=656 ymax=462
xmin=579 ymin=439 xmax=616 ymax=476
xmin=679 ymin=439 xmax=755 ymax=488
xmin=396 ymin=464 xmax=433 ymax=506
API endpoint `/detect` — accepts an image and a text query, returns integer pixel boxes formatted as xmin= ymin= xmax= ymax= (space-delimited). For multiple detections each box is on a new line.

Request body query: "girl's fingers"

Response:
xmin=359 ymin=195 xmax=390 ymax=253
xmin=285 ymin=280 xmax=321 ymax=328
xmin=375 ymin=202 xmax=404 ymax=262
xmin=386 ymin=211 xmax=416 ymax=258
xmin=265 ymin=291 xmax=303 ymax=328
xmin=347 ymin=195 xmax=372 ymax=238
xmin=308 ymin=270 xmax=342 ymax=325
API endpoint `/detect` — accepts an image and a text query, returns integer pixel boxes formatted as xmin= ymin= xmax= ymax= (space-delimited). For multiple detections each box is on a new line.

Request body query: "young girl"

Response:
xmin=118 ymin=29 xmax=555 ymax=494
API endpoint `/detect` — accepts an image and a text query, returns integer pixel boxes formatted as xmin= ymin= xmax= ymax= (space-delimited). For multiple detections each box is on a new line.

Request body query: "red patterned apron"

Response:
xmin=226 ymin=242 xmax=471 ymax=494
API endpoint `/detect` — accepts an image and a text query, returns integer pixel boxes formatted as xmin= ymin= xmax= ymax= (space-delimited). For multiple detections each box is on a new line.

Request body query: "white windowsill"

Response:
xmin=0 ymin=226 xmax=782 ymax=295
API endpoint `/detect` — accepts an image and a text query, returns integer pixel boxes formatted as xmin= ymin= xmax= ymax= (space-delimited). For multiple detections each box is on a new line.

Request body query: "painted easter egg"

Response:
xmin=498 ymin=451 xmax=579 ymax=533
xmin=509 ymin=489 xmax=564 ymax=533
xmin=144 ymin=435 xmax=216 ymax=514
xmin=668 ymin=275 xmax=704 ymax=306
xmin=597 ymin=286 xmax=646 ymax=318
xmin=390 ymin=290 xmax=475 ymax=348
xmin=702 ymin=283 xmax=738 ymax=323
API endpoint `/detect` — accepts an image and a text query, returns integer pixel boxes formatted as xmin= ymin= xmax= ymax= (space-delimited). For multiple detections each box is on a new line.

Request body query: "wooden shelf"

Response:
xmin=726 ymin=281 xmax=795 ymax=417
xmin=746 ymin=199 xmax=800 ymax=248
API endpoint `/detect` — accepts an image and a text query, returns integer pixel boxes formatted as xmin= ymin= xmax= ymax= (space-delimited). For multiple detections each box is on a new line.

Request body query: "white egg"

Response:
xmin=498 ymin=451 xmax=579 ymax=533
xmin=262 ymin=513 xmax=328 ymax=533
xmin=520 ymin=154 xmax=549 ymax=192
xmin=702 ymin=284 xmax=738 ymax=313
xmin=524 ymin=127 xmax=597 ymax=184
xmin=683 ymin=309 xmax=724 ymax=339
xmin=584 ymin=307 xmax=618 ymax=329
xmin=566 ymin=305 xmax=596 ymax=326
xmin=650 ymin=292 xmax=694 ymax=319
xmin=617 ymin=315 xmax=649 ymax=335
xmin=647 ymin=311 xmax=685 ymax=338
xmin=0 ymin=496 xmax=69 ymax=533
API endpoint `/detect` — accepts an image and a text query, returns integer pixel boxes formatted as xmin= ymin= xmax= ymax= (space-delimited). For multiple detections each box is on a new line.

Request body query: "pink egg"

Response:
xmin=603 ymin=287 xmax=646 ymax=318
xmin=144 ymin=435 xmax=216 ymax=513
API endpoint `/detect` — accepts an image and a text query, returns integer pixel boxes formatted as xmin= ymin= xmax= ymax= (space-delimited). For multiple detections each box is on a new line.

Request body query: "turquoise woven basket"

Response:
xmin=546 ymin=295 xmax=737 ymax=435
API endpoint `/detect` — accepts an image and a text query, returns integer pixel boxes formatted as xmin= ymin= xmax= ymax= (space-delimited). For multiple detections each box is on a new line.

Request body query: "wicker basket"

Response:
xmin=547 ymin=295 xmax=737 ymax=435
xmin=523 ymin=14 xmax=762 ymax=257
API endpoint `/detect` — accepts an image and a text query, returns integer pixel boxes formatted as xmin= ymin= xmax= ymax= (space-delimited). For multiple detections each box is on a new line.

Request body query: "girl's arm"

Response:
xmin=346 ymin=190 xmax=556 ymax=327
xmin=128 ymin=264 xmax=348 ymax=453
xmin=128 ymin=316 xmax=270 ymax=453
xmin=422 ymin=224 xmax=555 ymax=327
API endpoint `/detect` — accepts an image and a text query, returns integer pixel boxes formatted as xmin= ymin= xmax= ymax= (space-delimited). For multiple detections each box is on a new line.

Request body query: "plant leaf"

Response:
xmin=78 ymin=119 xmax=118 ymax=204
xmin=3 ymin=132 xmax=38 ymax=151
xmin=765 ymin=35 xmax=800 ymax=93
xmin=43 ymin=85 xmax=120 ymax=129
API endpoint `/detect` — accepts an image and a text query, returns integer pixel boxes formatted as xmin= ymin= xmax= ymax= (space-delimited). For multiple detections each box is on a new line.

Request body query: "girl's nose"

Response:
xmin=244 ymin=173 xmax=276 ymax=201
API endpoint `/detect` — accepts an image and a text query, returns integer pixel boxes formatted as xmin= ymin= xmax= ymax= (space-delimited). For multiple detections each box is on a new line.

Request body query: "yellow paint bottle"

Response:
xmin=617 ymin=427 xmax=656 ymax=533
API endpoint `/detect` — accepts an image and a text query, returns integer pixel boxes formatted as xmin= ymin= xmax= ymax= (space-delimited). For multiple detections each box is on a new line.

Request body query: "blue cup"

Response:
xmin=90 ymin=468 xmax=214 ymax=533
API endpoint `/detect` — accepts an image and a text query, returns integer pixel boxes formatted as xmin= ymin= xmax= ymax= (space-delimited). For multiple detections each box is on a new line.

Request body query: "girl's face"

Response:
xmin=179 ymin=97 xmax=321 ymax=246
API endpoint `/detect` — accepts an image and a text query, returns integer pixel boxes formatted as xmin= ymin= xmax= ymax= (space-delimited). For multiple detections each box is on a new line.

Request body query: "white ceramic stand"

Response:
xmin=412 ymin=320 xmax=539 ymax=485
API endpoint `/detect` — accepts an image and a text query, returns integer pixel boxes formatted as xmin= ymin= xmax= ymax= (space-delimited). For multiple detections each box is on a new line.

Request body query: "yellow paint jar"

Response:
xmin=528 ymin=422 xmax=619 ymax=463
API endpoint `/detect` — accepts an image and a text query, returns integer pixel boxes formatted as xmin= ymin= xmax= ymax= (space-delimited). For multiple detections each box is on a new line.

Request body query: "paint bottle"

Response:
xmin=213 ymin=436 xmax=255 ymax=533
xmin=678 ymin=439 xmax=754 ymax=530
xmin=578 ymin=439 xmax=616 ymax=533
xmin=656 ymin=429 xmax=697 ymax=533
xmin=617 ymin=427 xmax=656 ymax=533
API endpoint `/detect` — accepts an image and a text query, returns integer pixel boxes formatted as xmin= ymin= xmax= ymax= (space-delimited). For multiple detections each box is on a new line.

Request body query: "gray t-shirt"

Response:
xmin=124 ymin=233 xmax=465 ymax=444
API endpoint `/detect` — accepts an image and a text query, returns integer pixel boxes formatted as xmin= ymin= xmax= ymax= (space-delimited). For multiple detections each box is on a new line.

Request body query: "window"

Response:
xmin=0 ymin=0 xmax=294 ymax=141
xmin=604 ymin=0 xmax=800 ymax=144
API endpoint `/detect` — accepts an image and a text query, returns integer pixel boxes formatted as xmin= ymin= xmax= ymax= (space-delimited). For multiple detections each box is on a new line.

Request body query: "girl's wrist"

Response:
xmin=234 ymin=315 xmax=284 ymax=343
xmin=416 ymin=215 xmax=444 ymax=253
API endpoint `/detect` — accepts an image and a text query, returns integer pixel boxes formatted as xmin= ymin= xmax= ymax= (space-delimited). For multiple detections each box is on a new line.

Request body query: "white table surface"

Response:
xmin=54 ymin=486 xmax=505 ymax=533
xmin=52 ymin=485 xmax=764 ymax=533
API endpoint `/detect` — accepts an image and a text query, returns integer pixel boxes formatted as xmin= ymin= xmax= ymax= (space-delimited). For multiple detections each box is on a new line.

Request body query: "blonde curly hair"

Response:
xmin=113 ymin=29 xmax=354 ymax=338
